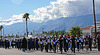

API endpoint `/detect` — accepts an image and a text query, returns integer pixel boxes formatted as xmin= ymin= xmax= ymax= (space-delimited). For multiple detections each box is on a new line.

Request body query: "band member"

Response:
xmin=59 ymin=35 xmax=63 ymax=54
xmin=55 ymin=36 xmax=59 ymax=52
xmin=88 ymin=35 xmax=92 ymax=51
xmin=49 ymin=37 xmax=53 ymax=51
xmin=28 ymin=38 xmax=32 ymax=51
xmin=97 ymin=34 xmax=100 ymax=51
xmin=63 ymin=35 xmax=67 ymax=52
xmin=22 ymin=37 xmax=27 ymax=52
xmin=17 ymin=39 xmax=21 ymax=50
xmin=76 ymin=35 xmax=80 ymax=52
xmin=85 ymin=35 xmax=89 ymax=52
xmin=36 ymin=38 xmax=39 ymax=50
xmin=5 ymin=39 xmax=7 ymax=49
xmin=71 ymin=35 xmax=75 ymax=53
xmin=65 ymin=35 xmax=68 ymax=52
xmin=44 ymin=38 xmax=48 ymax=52
xmin=53 ymin=37 xmax=56 ymax=53
xmin=40 ymin=37 xmax=43 ymax=52
xmin=67 ymin=36 xmax=70 ymax=51
xmin=80 ymin=35 xmax=84 ymax=50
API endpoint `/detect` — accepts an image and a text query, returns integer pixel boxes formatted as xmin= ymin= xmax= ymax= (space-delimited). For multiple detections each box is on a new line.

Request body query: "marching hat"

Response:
xmin=85 ymin=35 xmax=88 ymax=38
xmin=97 ymin=34 xmax=100 ymax=37
xmin=59 ymin=35 xmax=62 ymax=38
xmin=71 ymin=35 xmax=74 ymax=38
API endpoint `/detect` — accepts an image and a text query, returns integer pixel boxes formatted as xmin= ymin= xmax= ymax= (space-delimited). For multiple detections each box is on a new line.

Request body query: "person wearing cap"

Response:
xmin=67 ymin=36 xmax=70 ymax=51
xmin=84 ymin=35 xmax=89 ymax=52
xmin=53 ymin=37 xmax=56 ymax=53
xmin=5 ymin=39 xmax=7 ymax=49
xmin=63 ymin=35 xmax=67 ymax=52
xmin=97 ymin=34 xmax=100 ymax=51
xmin=65 ymin=35 xmax=68 ymax=52
xmin=17 ymin=39 xmax=22 ymax=50
xmin=50 ymin=36 xmax=53 ymax=51
xmin=59 ymin=35 xmax=63 ymax=54
xmin=76 ymin=34 xmax=80 ymax=52
xmin=45 ymin=38 xmax=48 ymax=52
xmin=40 ymin=38 xmax=43 ymax=52
xmin=36 ymin=38 xmax=39 ymax=50
xmin=55 ymin=36 xmax=59 ymax=52
xmin=70 ymin=35 xmax=75 ymax=53
xmin=80 ymin=35 xmax=84 ymax=50
xmin=88 ymin=35 xmax=92 ymax=51
xmin=47 ymin=37 xmax=50 ymax=51
xmin=22 ymin=37 xmax=27 ymax=52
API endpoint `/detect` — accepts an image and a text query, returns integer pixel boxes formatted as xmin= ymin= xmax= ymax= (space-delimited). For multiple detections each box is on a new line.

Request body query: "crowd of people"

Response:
xmin=0 ymin=34 xmax=100 ymax=54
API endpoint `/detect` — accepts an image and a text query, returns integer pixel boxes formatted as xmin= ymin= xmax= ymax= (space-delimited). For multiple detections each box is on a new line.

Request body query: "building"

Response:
xmin=81 ymin=20 xmax=100 ymax=37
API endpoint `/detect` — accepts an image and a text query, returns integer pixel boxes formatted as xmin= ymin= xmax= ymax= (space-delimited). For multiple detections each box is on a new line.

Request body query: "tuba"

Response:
xmin=38 ymin=42 xmax=40 ymax=45
xmin=51 ymin=41 xmax=54 ymax=45
xmin=44 ymin=42 xmax=46 ymax=46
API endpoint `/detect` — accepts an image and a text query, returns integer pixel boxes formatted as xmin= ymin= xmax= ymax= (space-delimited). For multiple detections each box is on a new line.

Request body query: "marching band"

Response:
xmin=0 ymin=34 xmax=100 ymax=54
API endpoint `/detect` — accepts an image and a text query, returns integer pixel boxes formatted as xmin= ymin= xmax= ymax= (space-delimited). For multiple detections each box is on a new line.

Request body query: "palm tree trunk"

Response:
xmin=93 ymin=0 xmax=96 ymax=38
xmin=0 ymin=29 xmax=2 ymax=38
xmin=26 ymin=19 xmax=28 ymax=37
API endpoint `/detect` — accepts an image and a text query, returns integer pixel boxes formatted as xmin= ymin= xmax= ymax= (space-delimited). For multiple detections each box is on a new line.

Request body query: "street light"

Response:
xmin=93 ymin=0 xmax=97 ymax=38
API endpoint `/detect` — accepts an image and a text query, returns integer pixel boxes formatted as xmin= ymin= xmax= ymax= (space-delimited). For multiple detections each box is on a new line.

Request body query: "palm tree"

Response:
xmin=93 ymin=0 xmax=96 ymax=38
xmin=0 ymin=25 xmax=3 ymax=38
xmin=23 ymin=13 xmax=30 ymax=37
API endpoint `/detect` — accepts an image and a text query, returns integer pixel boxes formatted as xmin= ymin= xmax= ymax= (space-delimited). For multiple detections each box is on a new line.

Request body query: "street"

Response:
xmin=0 ymin=48 xmax=100 ymax=55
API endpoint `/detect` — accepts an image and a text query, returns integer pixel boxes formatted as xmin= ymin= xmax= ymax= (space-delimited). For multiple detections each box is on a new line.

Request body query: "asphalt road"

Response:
xmin=0 ymin=48 xmax=100 ymax=55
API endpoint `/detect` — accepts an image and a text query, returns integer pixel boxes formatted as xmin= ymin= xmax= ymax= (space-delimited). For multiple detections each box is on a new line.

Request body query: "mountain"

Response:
xmin=3 ymin=14 xmax=100 ymax=35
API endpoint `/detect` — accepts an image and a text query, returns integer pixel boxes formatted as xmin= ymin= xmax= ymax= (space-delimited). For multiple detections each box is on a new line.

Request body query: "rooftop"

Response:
xmin=82 ymin=25 xmax=100 ymax=29
xmin=97 ymin=20 xmax=100 ymax=22
xmin=81 ymin=25 xmax=93 ymax=29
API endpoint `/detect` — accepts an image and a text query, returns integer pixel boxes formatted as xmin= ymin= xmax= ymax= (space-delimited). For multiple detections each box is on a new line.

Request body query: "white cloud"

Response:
xmin=0 ymin=0 xmax=100 ymax=25
xmin=0 ymin=14 xmax=24 ymax=25
xmin=31 ymin=0 xmax=100 ymax=22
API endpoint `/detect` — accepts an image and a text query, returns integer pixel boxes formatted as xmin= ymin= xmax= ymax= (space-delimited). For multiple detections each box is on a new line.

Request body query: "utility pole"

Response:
xmin=93 ymin=0 xmax=97 ymax=38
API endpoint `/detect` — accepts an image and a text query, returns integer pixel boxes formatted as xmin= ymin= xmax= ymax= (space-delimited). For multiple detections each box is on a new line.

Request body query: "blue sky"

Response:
xmin=0 ymin=0 xmax=56 ymax=20
xmin=0 ymin=0 xmax=100 ymax=25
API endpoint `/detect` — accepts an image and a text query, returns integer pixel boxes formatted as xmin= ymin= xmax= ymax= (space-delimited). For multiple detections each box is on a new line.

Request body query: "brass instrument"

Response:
xmin=51 ymin=42 xmax=54 ymax=45
xmin=44 ymin=42 xmax=46 ymax=46
xmin=38 ymin=42 xmax=40 ymax=45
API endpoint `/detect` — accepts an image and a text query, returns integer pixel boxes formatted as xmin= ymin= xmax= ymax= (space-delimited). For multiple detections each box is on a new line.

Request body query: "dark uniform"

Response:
xmin=36 ymin=38 xmax=39 ymax=50
xmin=97 ymin=34 xmax=100 ymax=51
xmin=40 ymin=39 xmax=43 ymax=52
xmin=28 ymin=39 xmax=33 ymax=51
xmin=71 ymin=36 xmax=75 ymax=53
xmin=59 ymin=37 xmax=63 ymax=54
xmin=77 ymin=37 xmax=80 ymax=52
xmin=18 ymin=39 xmax=22 ymax=50
xmin=5 ymin=39 xmax=7 ymax=49
xmin=45 ymin=40 xmax=48 ymax=52
xmin=53 ymin=38 xmax=56 ymax=53
xmin=63 ymin=37 xmax=67 ymax=52
xmin=88 ymin=36 xmax=92 ymax=51
xmin=22 ymin=37 xmax=27 ymax=52
xmin=32 ymin=39 xmax=35 ymax=50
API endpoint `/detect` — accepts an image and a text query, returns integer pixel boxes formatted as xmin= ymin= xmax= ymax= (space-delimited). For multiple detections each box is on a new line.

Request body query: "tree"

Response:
xmin=70 ymin=26 xmax=82 ymax=36
xmin=30 ymin=32 xmax=33 ymax=35
xmin=23 ymin=13 xmax=30 ymax=37
xmin=0 ymin=25 xmax=3 ymax=38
